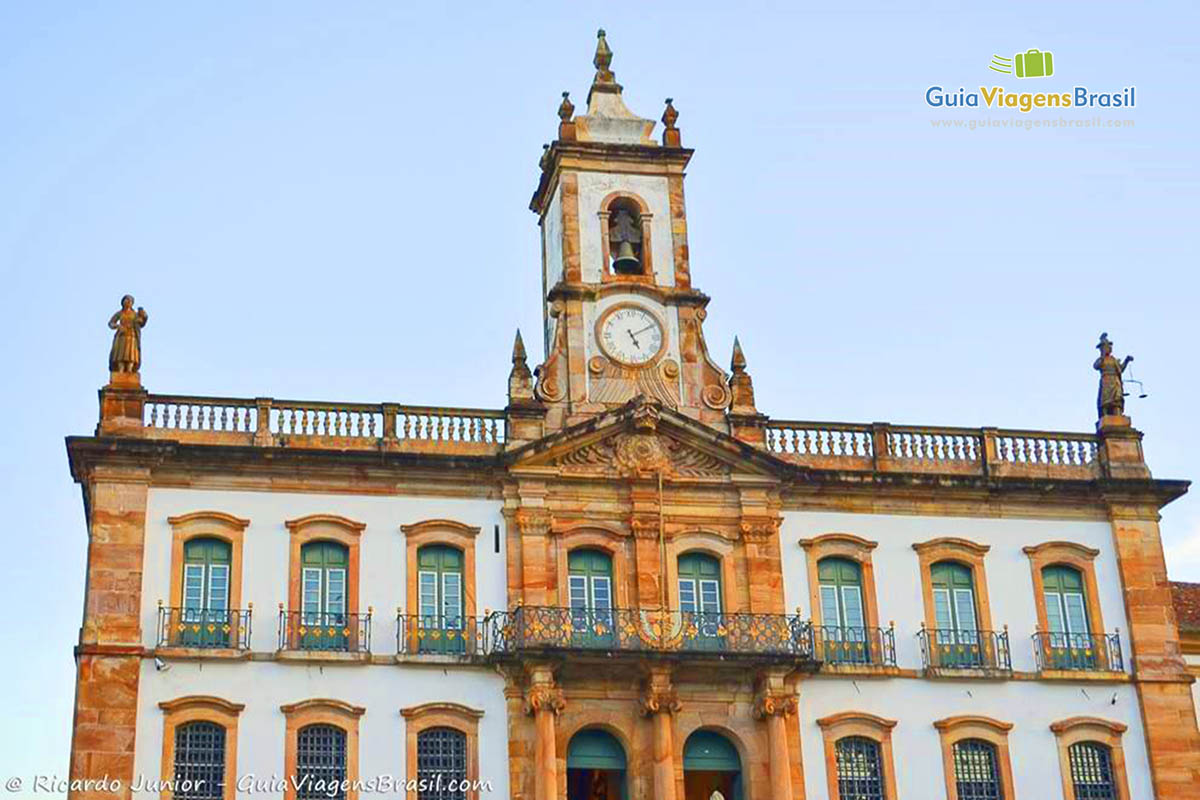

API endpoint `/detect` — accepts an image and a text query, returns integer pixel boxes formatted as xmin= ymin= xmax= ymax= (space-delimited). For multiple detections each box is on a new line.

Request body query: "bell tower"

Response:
xmin=530 ymin=30 xmax=730 ymax=432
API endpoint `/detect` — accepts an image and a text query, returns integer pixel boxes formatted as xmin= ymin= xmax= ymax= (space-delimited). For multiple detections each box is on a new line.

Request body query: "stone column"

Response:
xmin=524 ymin=666 xmax=565 ymax=800
xmin=639 ymin=668 xmax=680 ymax=800
xmin=755 ymin=672 xmax=799 ymax=800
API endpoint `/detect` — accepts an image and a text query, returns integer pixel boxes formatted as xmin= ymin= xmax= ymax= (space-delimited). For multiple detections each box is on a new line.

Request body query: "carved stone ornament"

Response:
xmin=740 ymin=517 xmax=781 ymax=542
xmin=639 ymin=686 xmax=682 ymax=716
xmin=630 ymin=514 xmax=660 ymax=540
xmin=524 ymin=685 xmax=566 ymax=716
xmin=558 ymin=432 xmax=728 ymax=479
xmin=515 ymin=508 xmax=552 ymax=537
xmin=753 ymin=692 xmax=798 ymax=719
xmin=614 ymin=433 xmax=672 ymax=478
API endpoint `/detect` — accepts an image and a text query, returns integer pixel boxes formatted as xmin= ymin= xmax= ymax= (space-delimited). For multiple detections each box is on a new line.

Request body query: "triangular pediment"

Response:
xmin=504 ymin=399 xmax=793 ymax=481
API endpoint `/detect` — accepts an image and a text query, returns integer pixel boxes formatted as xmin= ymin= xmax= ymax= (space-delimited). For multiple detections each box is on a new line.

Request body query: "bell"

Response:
xmin=612 ymin=240 xmax=641 ymax=274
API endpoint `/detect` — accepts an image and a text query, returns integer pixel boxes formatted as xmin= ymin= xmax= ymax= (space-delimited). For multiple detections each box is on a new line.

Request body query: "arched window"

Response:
xmin=834 ymin=736 xmax=886 ymax=800
xmin=931 ymin=561 xmax=981 ymax=667
xmin=568 ymin=549 xmax=614 ymax=647
xmin=295 ymin=724 xmax=347 ymax=800
xmin=1068 ymin=742 xmax=1118 ymax=800
xmin=181 ymin=537 xmax=231 ymax=647
xmin=952 ymin=739 xmax=1003 ymax=800
xmin=173 ymin=720 xmax=226 ymax=800
xmin=1043 ymin=565 xmax=1096 ymax=668
xmin=818 ymin=557 xmax=869 ymax=664
xmin=300 ymin=541 xmax=349 ymax=649
xmin=417 ymin=544 xmax=464 ymax=653
xmin=567 ymin=729 xmax=627 ymax=800
xmin=417 ymin=727 xmax=468 ymax=800
xmin=679 ymin=552 xmax=723 ymax=650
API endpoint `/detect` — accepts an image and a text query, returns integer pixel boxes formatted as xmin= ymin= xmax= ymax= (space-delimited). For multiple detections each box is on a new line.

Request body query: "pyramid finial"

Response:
xmin=557 ymin=91 xmax=577 ymax=141
xmin=590 ymin=28 xmax=619 ymax=96
xmin=508 ymin=329 xmax=534 ymax=403
xmin=731 ymin=336 xmax=747 ymax=372
xmin=728 ymin=337 xmax=757 ymax=415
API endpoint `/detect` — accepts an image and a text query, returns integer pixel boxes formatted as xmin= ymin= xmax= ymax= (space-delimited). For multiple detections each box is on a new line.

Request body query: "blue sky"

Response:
xmin=1 ymin=1 xmax=1196 ymax=781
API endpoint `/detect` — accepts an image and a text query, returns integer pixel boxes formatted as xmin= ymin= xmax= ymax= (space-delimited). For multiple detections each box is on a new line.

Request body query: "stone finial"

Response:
xmin=728 ymin=337 xmax=757 ymax=414
xmin=107 ymin=294 xmax=148 ymax=387
xmin=1094 ymin=332 xmax=1134 ymax=421
xmin=557 ymin=91 xmax=576 ymax=141
xmin=508 ymin=329 xmax=535 ymax=403
xmin=538 ymin=143 xmax=550 ymax=170
xmin=593 ymin=29 xmax=615 ymax=84
xmin=661 ymin=98 xmax=681 ymax=147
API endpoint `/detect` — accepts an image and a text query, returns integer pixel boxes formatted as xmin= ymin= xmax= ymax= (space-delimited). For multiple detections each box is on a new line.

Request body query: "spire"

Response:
xmin=576 ymin=29 xmax=656 ymax=144
xmin=728 ymin=337 xmax=757 ymax=414
xmin=591 ymin=29 xmax=617 ymax=92
xmin=508 ymin=329 xmax=534 ymax=403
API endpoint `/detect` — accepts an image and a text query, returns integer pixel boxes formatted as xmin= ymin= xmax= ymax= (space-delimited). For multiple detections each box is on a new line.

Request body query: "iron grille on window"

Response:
xmin=296 ymin=724 xmax=347 ymax=800
xmin=173 ymin=721 xmax=225 ymax=800
xmin=417 ymin=727 xmax=468 ymax=800
xmin=953 ymin=739 xmax=1003 ymax=800
xmin=835 ymin=736 xmax=886 ymax=800
xmin=1069 ymin=742 xmax=1118 ymax=800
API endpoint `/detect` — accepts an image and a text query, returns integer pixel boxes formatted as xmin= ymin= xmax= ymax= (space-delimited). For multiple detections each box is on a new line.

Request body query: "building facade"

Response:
xmin=66 ymin=31 xmax=1200 ymax=800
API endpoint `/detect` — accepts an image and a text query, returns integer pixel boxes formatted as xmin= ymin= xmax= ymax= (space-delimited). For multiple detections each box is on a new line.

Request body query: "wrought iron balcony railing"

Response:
xmin=813 ymin=625 xmax=897 ymax=667
xmin=918 ymin=626 xmax=1012 ymax=673
xmin=484 ymin=607 xmax=816 ymax=662
xmin=396 ymin=613 xmax=483 ymax=656
xmin=157 ymin=606 xmax=252 ymax=650
xmin=1032 ymin=631 xmax=1123 ymax=673
xmin=278 ymin=609 xmax=371 ymax=653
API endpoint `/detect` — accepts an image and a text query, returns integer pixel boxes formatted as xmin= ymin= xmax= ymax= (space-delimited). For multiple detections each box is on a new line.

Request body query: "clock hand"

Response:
xmin=627 ymin=329 xmax=641 ymax=348
xmin=631 ymin=323 xmax=658 ymax=337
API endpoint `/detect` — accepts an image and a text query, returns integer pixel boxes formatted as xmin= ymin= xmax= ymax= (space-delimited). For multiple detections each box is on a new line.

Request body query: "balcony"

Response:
xmin=813 ymin=625 xmax=897 ymax=669
xmin=917 ymin=627 xmax=1012 ymax=676
xmin=278 ymin=609 xmax=372 ymax=654
xmin=157 ymin=606 xmax=252 ymax=651
xmin=1033 ymin=631 xmax=1124 ymax=673
xmin=484 ymin=607 xmax=817 ymax=665
xmin=396 ymin=614 xmax=483 ymax=658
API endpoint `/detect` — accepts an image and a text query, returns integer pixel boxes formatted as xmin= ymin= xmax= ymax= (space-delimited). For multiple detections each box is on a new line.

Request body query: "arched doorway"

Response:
xmin=567 ymin=728 xmax=627 ymax=800
xmin=683 ymin=730 xmax=742 ymax=800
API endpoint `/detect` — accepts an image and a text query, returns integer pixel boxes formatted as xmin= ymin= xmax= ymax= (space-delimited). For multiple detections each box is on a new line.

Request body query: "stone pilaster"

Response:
xmin=523 ymin=665 xmax=565 ymax=800
xmin=754 ymin=670 xmax=802 ymax=800
xmin=638 ymin=667 xmax=680 ymax=800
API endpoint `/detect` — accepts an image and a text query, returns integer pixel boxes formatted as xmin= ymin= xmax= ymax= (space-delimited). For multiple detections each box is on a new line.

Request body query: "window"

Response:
xmin=1025 ymin=542 xmax=1112 ymax=672
xmin=598 ymin=191 xmax=654 ymax=281
xmin=159 ymin=696 xmax=243 ymax=800
xmin=1050 ymin=717 xmax=1130 ymax=800
xmin=417 ymin=545 xmax=465 ymax=653
xmin=296 ymin=724 xmax=347 ymax=800
xmin=818 ymin=558 xmax=869 ymax=664
xmin=569 ymin=549 xmax=615 ymax=647
xmin=181 ymin=538 xmax=232 ymax=647
xmin=285 ymin=514 xmax=364 ymax=652
xmin=281 ymin=700 xmax=364 ymax=800
xmin=817 ymin=712 xmax=898 ymax=800
xmin=1069 ymin=742 xmax=1118 ymax=800
xmin=173 ymin=721 xmax=226 ymax=800
xmin=934 ymin=716 xmax=1015 ymax=800
xmin=678 ymin=552 xmax=723 ymax=650
xmin=401 ymin=702 xmax=483 ymax=800
xmin=835 ymin=736 xmax=886 ymax=800
xmin=953 ymin=739 xmax=1003 ymax=800
xmin=932 ymin=562 xmax=982 ymax=666
xmin=301 ymin=541 xmax=349 ymax=650
xmin=417 ymin=728 xmax=467 ymax=800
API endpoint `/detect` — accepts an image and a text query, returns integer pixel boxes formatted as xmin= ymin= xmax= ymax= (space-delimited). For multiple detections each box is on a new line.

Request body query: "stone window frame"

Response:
xmin=912 ymin=538 xmax=995 ymax=633
xmin=401 ymin=519 xmax=480 ymax=620
xmin=280 ymin=699 xmax=365 ymax=800
xmin=167 ymin=511 xmax=249 ymax=623
xmin=933 ymin=715 xmax=1015 ymax=800
xmin=799 ymin=533 xmax=882 ymax=633
xmin=1022 ymin=541 xmax=1108 ymax=642
xmin=597 ymin=190 xmax=654 ymax=282
xmin=667 ymin=530 xmax=738 ymax=614
xmin=285 ymin=515 xmax=365 ymax=621
xmin=1050 ymin=716 xmax=1131 ymax=800
xmin=815 ymin=711 xmax=898 ymax=800
xmin=400 ymin=702 xmax=484 ymax=800
xmin=552 ymin=525 xmax=631 ymax=610
xmin=158 ymin=695 xmax=244 ymax=800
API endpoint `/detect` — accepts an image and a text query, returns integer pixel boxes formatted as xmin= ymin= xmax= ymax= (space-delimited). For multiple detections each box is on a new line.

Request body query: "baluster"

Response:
xmin=440 ymin=416 xmax=448 ymax=441
xmin=800 ymin=430 xmax=811 ymax=455
xmin=1037 ymin=438 xmax=1048 ymax=464
xmin=933 ymin=435 xmax=945 ymax=460
xmin=417 ymin=415 xmax=427 ymax=440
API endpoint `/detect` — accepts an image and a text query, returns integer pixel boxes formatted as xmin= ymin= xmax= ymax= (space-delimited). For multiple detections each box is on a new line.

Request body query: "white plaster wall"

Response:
xmin=541 ymin=183 xmax=563 ymax=355
xmin=779 ymin=512 xmax=1129 ymax=675
xmin=142 ymin=488 xmax=507 ymax=649
xmin=134 ymin=659 xmax=509 ymax=800
xmin=576 ymin=171 xmax=673 ymax=286
xmin=800 ymin=678 xmax=1151 ymax=799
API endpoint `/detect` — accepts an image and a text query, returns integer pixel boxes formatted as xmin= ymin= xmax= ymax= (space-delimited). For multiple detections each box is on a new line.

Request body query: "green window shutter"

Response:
xmin=182 ymin=537 xmax=232 ymax=611
xmin=300 ymin=541 xmax=350 ymax=615
xmin=679 ymin=553 xmax=722 ymax=614
xmin=931 ymin=562 xmax=976 ymax=632
xmin=568 ymin=549 xmax=614 ymax=611
xmin=1043 ymin=566 xmax=1089 ymax=635
xmin=817 ymin=557 xmax=863 ymax=629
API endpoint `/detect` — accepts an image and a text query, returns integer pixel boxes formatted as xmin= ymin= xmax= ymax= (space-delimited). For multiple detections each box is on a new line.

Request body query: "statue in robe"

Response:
xmin=108 ymin=295 xmax=148 ymax=373
xmin=1093 ymin=332 xmax=1132 ymax=418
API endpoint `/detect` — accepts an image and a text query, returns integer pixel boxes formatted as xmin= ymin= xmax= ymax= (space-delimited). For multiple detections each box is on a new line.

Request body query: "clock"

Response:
xmin=597 ymin=304 xmax=665 ymax=366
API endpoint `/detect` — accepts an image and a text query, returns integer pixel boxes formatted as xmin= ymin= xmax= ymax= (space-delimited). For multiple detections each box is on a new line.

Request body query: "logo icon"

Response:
xmin=989 ymin=49 xmax=1054 ymax=78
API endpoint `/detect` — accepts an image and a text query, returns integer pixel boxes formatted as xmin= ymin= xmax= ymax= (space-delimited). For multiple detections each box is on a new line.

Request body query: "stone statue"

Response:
xmin=108 ymin=295 xmax=148 ymax=374
xmin=1094 ymin=332 xmax=1132 ymax=418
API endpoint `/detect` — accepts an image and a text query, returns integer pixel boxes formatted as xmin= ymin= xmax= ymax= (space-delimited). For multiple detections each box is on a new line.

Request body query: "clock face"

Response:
xmin=598 ymin=305 xmax=665 ymax=366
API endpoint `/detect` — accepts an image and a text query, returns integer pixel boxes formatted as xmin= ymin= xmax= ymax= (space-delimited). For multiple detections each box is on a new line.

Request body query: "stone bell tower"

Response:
xmin=529 ymin=30 xmax=730 ymax=433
